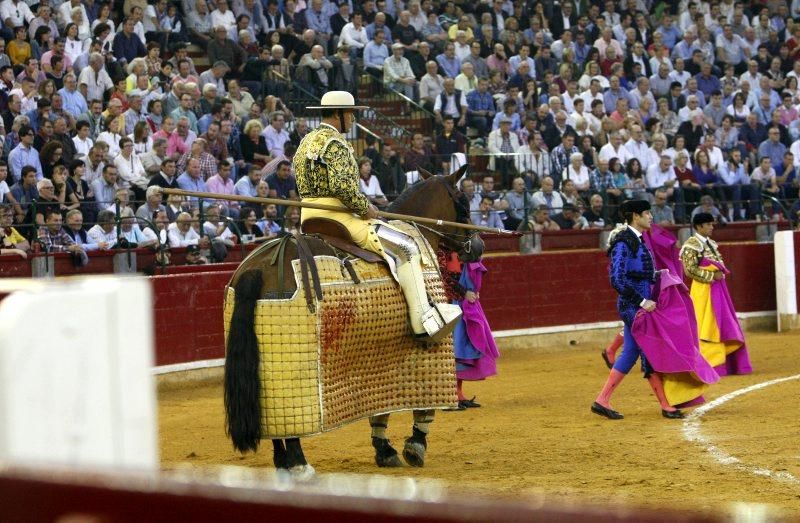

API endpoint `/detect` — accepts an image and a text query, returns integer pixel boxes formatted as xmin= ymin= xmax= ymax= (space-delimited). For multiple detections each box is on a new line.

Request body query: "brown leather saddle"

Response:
xmin=302 ymin=218 xmax=384 ymax=264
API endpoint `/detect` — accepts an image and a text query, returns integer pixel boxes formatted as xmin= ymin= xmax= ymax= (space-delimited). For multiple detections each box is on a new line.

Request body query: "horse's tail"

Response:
xmin=224 ymin=269 xmax=263 ymax=453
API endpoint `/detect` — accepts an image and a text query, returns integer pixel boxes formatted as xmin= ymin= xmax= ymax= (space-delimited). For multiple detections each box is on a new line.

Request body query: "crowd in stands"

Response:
xmin=2 ymin=0 xmax=800 ymax=267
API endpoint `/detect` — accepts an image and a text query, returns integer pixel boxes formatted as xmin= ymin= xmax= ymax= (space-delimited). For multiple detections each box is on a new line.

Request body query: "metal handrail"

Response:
xmin=367 ymin=74 xmax=437 ymax=121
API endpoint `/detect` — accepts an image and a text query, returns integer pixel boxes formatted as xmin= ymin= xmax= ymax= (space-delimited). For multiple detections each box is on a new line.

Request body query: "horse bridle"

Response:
xmin=414 ymin=176 xmax=483 ymax=262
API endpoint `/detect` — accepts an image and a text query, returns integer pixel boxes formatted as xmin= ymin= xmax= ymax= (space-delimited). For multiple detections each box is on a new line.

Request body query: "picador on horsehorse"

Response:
xmin=296 ymin=90 xmax=463 ymax=341
xmin=224 ymin=90 xmax=484 ymax=476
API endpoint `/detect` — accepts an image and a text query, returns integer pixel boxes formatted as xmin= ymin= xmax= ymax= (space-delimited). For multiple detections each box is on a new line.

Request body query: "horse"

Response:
xmin=223 ymin=168 xmax=482 ymax=476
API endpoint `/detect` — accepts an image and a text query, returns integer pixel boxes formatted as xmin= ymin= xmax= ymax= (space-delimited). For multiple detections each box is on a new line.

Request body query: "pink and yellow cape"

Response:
xmin=690 ymin=259 xmax=753 ymax=376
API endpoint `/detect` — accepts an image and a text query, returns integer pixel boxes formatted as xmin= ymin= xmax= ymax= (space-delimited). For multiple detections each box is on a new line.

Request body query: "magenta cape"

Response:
xmin=643 ymin=224 xmax=683 ymax=279
xmin=700 ymin=259 xmax=753 ymax=376
xmin=456 ymin=262 xmax=499 ymax=381
xmin=632 ymin=271 xmax=720 ymax=405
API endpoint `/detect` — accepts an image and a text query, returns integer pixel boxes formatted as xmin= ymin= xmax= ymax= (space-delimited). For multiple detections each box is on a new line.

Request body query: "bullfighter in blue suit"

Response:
xmin=591 ymin=200 xmax=684 ymax=420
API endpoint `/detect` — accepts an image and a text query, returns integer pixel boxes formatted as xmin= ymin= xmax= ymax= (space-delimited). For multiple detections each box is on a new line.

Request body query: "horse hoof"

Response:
xmin=402 ymin=440 xmax=426 ymax=468
xmin=289 ymin=464 xmax=316 ymax=481
xmin=373 ymin=437 xmax=403 ymax=468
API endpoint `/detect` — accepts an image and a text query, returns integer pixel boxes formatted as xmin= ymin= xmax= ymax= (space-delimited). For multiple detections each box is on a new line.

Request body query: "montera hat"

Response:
xmin=620 ymin=199 xmax=651 ymax=215
xmin=692 ymin=212 xmax=715 ymax=227
xmin=306 ymin=91 xmax=368 ymax=110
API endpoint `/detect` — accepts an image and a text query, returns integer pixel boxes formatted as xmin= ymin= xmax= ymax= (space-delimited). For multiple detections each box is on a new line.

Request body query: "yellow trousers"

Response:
xmin=301 ymin=197 xmax=398 ymax=258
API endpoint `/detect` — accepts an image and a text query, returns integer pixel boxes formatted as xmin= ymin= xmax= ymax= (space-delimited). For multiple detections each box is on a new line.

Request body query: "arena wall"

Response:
xmin=0 ymin=242 xmax=782 ymax=368
xmin=147 ymin=243 xmax=777 ymax=367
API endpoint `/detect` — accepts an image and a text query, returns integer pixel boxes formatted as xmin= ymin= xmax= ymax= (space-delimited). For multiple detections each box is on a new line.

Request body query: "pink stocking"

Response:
xmin=605 ymin=332 xmax=624 ymax=362
xmin=595 ymin=369 xmax=626 ymax=408
xmin=647 ymin=373 xmax=676 ymax=411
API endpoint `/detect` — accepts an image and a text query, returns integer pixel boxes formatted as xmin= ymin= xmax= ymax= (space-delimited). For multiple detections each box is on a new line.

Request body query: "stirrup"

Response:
xmin=418 ymin=303 xmax=462 ymax=342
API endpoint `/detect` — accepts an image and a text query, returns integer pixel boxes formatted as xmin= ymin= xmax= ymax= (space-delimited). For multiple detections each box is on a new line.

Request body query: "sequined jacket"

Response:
xmin=679 ymin=235 xmax=723 ymax=284
xmin=293 ymin=123 xmax=370 ymax=216
xmin=608 ymin=226 xmax=656 ymax=325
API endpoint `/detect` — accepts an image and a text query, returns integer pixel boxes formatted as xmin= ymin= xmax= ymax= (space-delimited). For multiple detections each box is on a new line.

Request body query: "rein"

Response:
xmin=418 ymin=177 xmax=478 ymax=255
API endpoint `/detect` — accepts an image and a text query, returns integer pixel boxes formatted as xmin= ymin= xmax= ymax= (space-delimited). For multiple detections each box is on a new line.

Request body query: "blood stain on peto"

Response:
xmin=320 ymin=299 xmax=357 ymax=359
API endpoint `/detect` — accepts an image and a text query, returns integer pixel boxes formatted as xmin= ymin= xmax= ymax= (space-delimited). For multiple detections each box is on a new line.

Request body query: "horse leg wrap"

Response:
xmin=412 ymin=409 xmax=434 ymax=434
xmin=369 ymin=414 xmax=390 ymax=439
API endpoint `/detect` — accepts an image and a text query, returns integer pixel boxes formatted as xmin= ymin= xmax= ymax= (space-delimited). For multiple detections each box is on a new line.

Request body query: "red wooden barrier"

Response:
xmin=0 ymin=242 xmax=780 ymax=368
xmin=0 ymin=467 xmax=720 ymax=522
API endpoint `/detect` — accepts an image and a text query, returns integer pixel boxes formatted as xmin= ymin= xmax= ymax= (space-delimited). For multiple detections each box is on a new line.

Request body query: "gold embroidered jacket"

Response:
xmin=293 ymin=124 xmax=370 ymax=216
xmin=679 ymin=235 xmax=723 ymax=284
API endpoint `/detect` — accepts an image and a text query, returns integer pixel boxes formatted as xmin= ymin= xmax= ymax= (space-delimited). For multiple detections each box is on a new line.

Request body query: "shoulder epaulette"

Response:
xmin=679 ymin=236 xmax=704 ymax=256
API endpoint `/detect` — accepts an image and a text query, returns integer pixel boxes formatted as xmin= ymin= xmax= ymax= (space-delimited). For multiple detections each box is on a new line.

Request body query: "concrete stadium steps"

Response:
xmin=186 ymin=44 xmax=210 ymax=74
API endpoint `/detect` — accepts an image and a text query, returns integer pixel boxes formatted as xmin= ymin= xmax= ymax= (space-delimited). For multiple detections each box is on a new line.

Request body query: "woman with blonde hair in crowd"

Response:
xmin=564 ymin=152 xmax=591 ymax=195
xmin=561 ymin=47 xmax=579 ymax=81
xmin=635 ymin=97 xmax=653 ymax=127
xmin=70 ymin=7 xmax=90 ymax=41
xmin=240 ymin=119 xmax=270 ymax=168
xmin=126 ymin=57 xmax=149 ymax=93
xmin=97 ymin=116 xmax=123 ymax=158
xmin=656 ymin=97 xmax=679 ymax=139
xmin=578 ymin=61 xmax=609 ymax=91
xmin=239 ymin=30 xmax=259 ymax=56
xmin=114 ymin=136 xmax=149 ymax=200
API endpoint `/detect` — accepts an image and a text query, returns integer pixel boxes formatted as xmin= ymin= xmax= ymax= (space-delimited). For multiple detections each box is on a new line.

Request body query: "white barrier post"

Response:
xmin=0 ymin=276 xmax=158 ymax=471
xmin=774 ymin=231 xmax=799 ymax=332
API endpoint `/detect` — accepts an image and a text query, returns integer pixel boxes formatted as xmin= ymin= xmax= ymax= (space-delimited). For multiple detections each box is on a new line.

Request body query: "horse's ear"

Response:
xmin=418 ymin=167 xmax=433 ymax=180
xmin=445 ymin=165 xmax=468 ymax=187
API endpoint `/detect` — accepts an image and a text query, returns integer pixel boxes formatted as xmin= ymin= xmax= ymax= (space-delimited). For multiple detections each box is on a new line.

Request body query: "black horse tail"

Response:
xmin=224 ymin=269 xmax=263 ymax=453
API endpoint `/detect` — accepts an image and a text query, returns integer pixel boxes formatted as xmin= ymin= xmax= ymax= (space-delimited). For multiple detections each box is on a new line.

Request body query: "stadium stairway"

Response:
xmin=355 ymin=75 xmax=436 ymax=156
xmin=186 ymin=44 xmax=211 ymax=74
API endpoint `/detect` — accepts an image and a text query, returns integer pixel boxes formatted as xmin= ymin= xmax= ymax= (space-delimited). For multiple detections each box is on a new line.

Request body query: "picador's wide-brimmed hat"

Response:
xmin=307 ymin=91 xmax=369 ymax=110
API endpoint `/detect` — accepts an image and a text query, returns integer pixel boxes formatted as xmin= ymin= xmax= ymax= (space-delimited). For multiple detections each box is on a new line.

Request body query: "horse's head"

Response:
xmin=388 ymin=166 xmax=484 ymax=263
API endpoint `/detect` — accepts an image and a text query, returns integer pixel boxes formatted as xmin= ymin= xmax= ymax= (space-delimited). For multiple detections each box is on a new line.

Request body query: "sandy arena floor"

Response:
xmin=158 ymin=330 xmax=800 ymax=516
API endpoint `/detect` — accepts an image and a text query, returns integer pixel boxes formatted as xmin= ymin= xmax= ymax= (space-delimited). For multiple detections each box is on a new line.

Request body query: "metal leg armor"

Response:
xmin=374 ymin=224 xmax=462 ymax=342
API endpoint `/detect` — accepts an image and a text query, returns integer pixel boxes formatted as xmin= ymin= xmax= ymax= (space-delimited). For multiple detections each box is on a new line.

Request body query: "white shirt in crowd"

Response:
xmin=645 ymin=163 xmax=678 ymax=189
xmin=359 ymin=175 xmax=385 ymax=198
xmin=73 ymin=136 xmax=94 ymax=158
xmin=87 ymin=224 xmax=117 ymax=247
xmin=598 ymin=143 xmax=632 ymax=164
xmin=340 ymin=22 xmax=368 ymax=48
xmin=167 ymin=222 xmax=201 ymax=247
